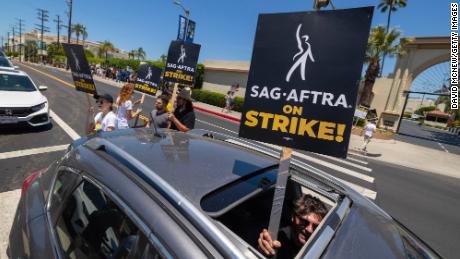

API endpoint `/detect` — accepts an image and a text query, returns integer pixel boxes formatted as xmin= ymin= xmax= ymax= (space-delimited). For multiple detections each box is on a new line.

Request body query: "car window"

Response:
xmin=0 ymin=74 xmax=37 ymax=91
xmin=54 ymin=179 xmax=166 ymax=259
xmin=0 ymin=57 xmax=12 ymax=67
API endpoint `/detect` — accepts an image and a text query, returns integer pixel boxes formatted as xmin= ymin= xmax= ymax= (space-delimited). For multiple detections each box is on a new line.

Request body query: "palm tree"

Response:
xmin=359 ymin=26 xmax=411 ymax=106
xmin=24 ymin=40 xmax=38 ymax=62
xmin=98 ymin=41 xmax=115 ymax=63
xmin=81 ymin=26 xmax=88 ymax=46
xmin=136 ymin=47 xmax=146 ymax=60
xmin=128 ymin=49 xmax=138 ymax=60
xmin=378 ymin=0 xmax=407 ymax=75
xmin=72 ymin=23 xmax=85 ymax=44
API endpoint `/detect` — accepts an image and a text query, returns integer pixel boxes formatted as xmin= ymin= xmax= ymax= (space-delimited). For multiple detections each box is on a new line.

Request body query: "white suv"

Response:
xmin=0 ymin=69 xmax=50 ymax=127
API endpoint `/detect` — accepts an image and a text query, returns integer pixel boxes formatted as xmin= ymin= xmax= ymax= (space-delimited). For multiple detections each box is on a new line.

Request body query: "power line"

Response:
xmin=36 ymin=8 xmax=50 ymax=63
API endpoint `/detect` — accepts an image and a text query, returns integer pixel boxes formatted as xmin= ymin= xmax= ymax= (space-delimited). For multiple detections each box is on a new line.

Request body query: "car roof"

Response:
xmin=81 ymin=129 xmax=279 ymax=207
xmin=0 ymin=68 xmax=27 ymax=76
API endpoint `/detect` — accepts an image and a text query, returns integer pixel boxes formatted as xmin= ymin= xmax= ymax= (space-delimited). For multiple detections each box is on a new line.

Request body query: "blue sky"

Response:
xmin=0 ymin=0 xmax=451 ymax=76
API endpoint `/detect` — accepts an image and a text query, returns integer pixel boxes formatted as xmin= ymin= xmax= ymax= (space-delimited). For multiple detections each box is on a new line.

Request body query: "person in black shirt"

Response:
xmin=169 ymin=87 xmax=195 ymax=132
xmin=257 ymin=194 xmax=328 ymax=258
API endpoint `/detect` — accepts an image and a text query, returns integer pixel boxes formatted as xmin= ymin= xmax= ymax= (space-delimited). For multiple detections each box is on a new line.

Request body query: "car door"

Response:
xmin=46 ymin=168 xmax=173 ymax=259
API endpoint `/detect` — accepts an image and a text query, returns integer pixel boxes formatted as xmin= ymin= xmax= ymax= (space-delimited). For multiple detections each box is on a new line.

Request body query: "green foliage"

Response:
xmin=5 ymin=51 xmax=19 ymax=57
xmin=194 ymin=64 xmax=205 ymax=89
xmin=403 ymin=111 xmax=412 ymax=118
xmin=84 ymin=49 xmax=94 ymax=58
xmin=192 ymin=89 xmax=245 ymax=112
xmin=415 ymin=106 xmax=436 ymax=115
xmin=47 ymin=42 xmax=64 ymax=59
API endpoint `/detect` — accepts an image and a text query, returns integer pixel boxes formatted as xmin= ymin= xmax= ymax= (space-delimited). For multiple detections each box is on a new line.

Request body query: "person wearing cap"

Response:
xmin=169 ymin=87 xmax=195 ymax=132
xmin=92 ymin=93 xmax=117 ymax=132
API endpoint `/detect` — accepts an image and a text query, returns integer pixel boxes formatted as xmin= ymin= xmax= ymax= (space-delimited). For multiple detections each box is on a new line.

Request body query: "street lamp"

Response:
xmin=173 ymin=0 xmax=190 ymax=39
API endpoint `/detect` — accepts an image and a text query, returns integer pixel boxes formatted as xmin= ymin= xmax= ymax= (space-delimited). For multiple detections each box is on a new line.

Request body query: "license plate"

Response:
xmin=0 ymin=116 xmax=19 ymax=124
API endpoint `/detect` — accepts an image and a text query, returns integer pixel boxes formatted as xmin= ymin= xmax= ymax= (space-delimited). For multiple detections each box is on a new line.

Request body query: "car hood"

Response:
xmin=322 ymin=195 xmax=441 ymax=259
xmin=0 ymin=90 xmax=46 ymax=107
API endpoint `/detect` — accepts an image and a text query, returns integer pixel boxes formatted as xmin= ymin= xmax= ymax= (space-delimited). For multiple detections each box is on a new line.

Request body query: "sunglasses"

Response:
xmin=294 ymin=213 xmax=319 ymax=231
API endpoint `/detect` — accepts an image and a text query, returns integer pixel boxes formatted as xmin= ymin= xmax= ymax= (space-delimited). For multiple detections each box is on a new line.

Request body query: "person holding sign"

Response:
xmin=116 ymin=83 xmax=143 ymax=129
xmin=257 ymin=194 xmax=327 ymax=258
xmin=148 ymin=96 xmax=170 ymax=129
xmin=91 ymin=94 xmax=117 ymax=132
xmin=169 ymin=87 xmax=195 ymax=132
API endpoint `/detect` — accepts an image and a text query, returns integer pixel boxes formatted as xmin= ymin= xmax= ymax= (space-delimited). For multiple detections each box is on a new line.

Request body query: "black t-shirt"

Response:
xmin=274 ymin=226 xmax=300 ymax=258
xmin=171 ymin=108 xmax=195 ymax=131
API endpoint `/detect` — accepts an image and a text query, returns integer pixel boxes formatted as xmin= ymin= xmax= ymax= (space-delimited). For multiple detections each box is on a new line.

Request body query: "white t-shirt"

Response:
xmin=116 ymin=97 xmax=132 ymax=129
xmin=364 ymin=123 xmax=376 ymax=137
xmin=94 ymin=111 xmax=117 ymax=132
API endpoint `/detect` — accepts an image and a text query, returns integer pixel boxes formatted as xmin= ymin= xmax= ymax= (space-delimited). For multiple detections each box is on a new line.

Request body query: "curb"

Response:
xmin=193 ymin=106 xmax=241 ymax=123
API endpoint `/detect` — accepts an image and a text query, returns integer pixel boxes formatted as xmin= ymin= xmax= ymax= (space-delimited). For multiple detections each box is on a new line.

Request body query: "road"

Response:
xmin=397 ymin=119 xmax=460 ymax=155
xmin=1 ymin=63 xmax=459 ymax=258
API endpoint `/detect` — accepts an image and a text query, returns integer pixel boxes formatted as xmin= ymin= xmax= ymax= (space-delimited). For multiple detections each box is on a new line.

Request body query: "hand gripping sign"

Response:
xmin=63 ymin=43 xmax=97 ymax=95
xmin=163 ymin=40 xmax=201 ymax=86
xmin=239 ymin=7 xmax=373 ymax=242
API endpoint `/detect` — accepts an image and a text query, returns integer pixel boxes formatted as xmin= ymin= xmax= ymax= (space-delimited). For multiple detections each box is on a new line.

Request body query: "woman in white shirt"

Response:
xmin=116 ymin=83 xmax=142 ymax=129
xmin=92 ymin=93 xmax=117 ymax=132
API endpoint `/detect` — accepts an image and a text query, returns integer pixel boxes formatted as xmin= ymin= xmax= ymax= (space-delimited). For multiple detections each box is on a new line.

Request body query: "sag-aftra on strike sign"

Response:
xmin=239 ymin=7 xmax=373 ymax=158
xmin=63 ymin=43 xmax=97 ymax=95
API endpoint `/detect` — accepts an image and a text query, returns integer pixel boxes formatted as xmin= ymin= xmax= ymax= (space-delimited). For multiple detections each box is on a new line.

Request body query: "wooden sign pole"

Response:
xmin=85 ymin=93 xmax=95 ymax=134
xmin=170 ymin=82 xmax=179 ymax=112
xmin=267 ymin=147 xmax=293 ymax=241
xmin=133 ymin=93 xmax=146 ymax=127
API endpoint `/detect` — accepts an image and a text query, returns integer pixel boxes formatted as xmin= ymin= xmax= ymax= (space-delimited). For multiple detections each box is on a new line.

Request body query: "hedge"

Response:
xmin=192 ymin=89 xmax=245 ymax=112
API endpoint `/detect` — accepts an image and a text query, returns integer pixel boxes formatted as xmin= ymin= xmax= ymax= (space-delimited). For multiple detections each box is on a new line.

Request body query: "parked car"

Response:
xmin=0 ymin=56 xmax=19 ymax=70
xmin=0 ymin=50 xmax=5 ymax=57
xmin=8 ymin=129 xmax=441 ymax=258
xmin=0 ymin=69 xmax=50 ymax=127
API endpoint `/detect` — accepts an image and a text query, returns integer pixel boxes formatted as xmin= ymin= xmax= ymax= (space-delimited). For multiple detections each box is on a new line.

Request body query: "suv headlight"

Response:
xmin=31 ymin=102 xmax=46 ymax=112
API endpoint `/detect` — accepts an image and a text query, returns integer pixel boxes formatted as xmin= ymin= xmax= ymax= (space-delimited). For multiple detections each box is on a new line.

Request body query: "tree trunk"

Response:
xmin=380 ymin=4 xmax=393 ymax=76
xmin=360 ymin=61 xmax=380 ymax=106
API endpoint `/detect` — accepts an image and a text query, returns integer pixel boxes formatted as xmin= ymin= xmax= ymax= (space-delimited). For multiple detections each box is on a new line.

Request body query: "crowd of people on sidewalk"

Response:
xmin=88 ymin=83 xmax=196 ymax=134
xmin=91 ymin=64 xmax=136 ymax=83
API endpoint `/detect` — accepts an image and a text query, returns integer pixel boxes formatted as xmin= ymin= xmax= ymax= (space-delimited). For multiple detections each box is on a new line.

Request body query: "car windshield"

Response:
xmin=0 ymin=74 xmax=36 ymax=92
xmin=0 ymin=57 xmax=12 ymax=67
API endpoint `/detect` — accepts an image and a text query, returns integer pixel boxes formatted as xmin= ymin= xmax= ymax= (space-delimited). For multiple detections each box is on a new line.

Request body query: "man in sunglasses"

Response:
xmin=258 ymin=194 xmax=328 ymax=258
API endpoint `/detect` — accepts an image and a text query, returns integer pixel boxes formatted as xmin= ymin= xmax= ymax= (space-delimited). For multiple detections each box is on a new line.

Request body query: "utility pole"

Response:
xmin=54 ymin=15 xmax=63 ymax=45
xmin=7 ymin=32 xmax=10 ymax=52
xmin=66 ymin=0 xmax=73 ymax=44
xmin=16 ymin=18 xmax=25 ymax=62
xmin=66 ymin=0 xmax=73 ymax=69
xmin=0 ymin=36 xmax=4 ymax=51
xmin=11 ymin=25 xmax=16 ymax=53
xmin=36 ymin=8 xmax=50 ymax=63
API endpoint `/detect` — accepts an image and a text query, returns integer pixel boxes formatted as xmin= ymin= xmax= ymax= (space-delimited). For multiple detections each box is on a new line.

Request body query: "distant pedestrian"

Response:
xmin=116 ymin=83 xmax=142 ymax=129
xmin=125 ymin=69 xmax=131 ymax=82
xmin=91 ymin=93 xmax=117 ymax=132
xmin=117 ymin=68 xmax=123 ymax=82
xmin=148 ymin=96 xmax=170 ymax=129
xmin=361 ymin=119 xmax=377 ymax=152
xmin=222 ymin=90 xmax=235 ymax=113
xmin=169 ymin=87 xmax=195 ymax=132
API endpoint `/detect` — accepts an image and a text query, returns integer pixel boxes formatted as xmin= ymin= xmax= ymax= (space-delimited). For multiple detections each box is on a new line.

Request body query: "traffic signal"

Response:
xmin=313 ymin=0 xmax=330 ymax=10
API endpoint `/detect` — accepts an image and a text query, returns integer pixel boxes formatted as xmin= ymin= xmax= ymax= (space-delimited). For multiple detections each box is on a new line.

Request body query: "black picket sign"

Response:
xmin=163 ymin=40 xmax=201 ymax=85
xmin=135 ymin=63 xmax=162 ymax=96
xmin=238 ymin=7 xmax=373 ymax=158
xmin=62 ymin=44 xmax=97 ymax=95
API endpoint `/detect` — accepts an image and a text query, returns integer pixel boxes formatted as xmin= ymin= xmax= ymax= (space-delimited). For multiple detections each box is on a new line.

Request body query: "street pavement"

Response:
xmin=0 ymin=62 xmax=459 ymax=258
xmin=397 ymin=119 xmax=460 ymax=155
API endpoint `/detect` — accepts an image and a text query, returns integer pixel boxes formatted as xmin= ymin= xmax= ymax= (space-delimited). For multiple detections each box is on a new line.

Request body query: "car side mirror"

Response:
xmin=39 ymin=86 xmax=48 ymax=91
xmin=14 ymin=66 xmax=19 ymax=69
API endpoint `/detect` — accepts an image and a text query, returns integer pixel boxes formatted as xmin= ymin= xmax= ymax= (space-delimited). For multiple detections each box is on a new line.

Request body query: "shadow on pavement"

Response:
xmin=397 ymin=132 xmax=460 ymax=147
xmin=0 ymin=123 xmax=53 ymax=135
